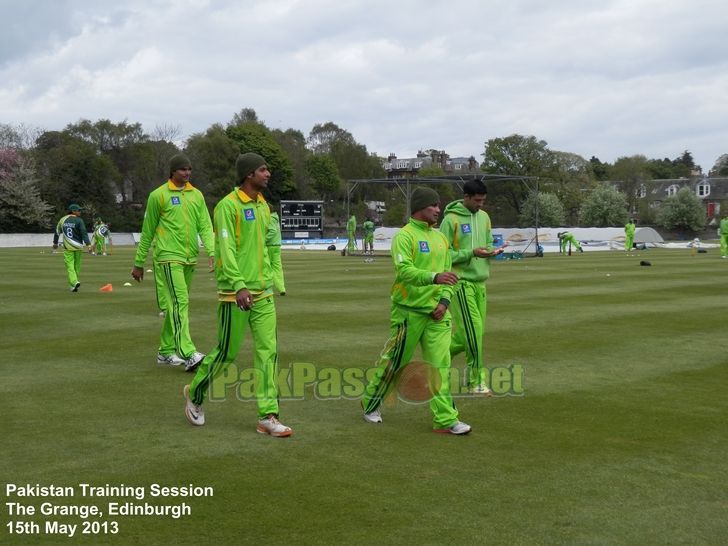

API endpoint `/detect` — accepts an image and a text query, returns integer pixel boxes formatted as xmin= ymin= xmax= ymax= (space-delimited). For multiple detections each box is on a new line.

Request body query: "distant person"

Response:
xmin=184 ymin=152 xmax=293 ymax=437
xmin=361 ymin=187 xmax=471 ymax=434
xmin=362 ymin=217 xmax=375 ymax=255
xmin=440 ymin=179 xmax=504 ymax=395
xmin=52 ymin=203 xmax=92 ymax=292
xmin=557 ymin=231 xmax=583 ymax=254
xmin=720 ymin=212 xmax=728 ymax=259
xmin=131 ymin=154 xmax=215 ymax=371
xmin=267 ymin=203 xmax=286 ymax=295
xmin=624 ymin=219 xmax=636 ymax=251
xmin=346 ymin=214 xmax=357 ymax=253
xmin=92 ymin=218 xmax=111 ymax=255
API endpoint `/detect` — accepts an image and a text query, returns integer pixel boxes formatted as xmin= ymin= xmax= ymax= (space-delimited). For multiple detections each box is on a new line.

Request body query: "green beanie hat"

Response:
xmin=236 ymin=152 xmax=266 ymax=182
xmin=169 ymin=154 xmax=192 ymax=174
xmin=68 ymin=203 xmax=81 ymax=212
xmin=410 ymin=187 xmax=440 ymax=214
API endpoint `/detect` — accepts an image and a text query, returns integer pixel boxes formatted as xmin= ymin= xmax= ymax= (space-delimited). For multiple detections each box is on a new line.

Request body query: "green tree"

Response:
xmin=655 ymin=187 xmax=706 ymax=232
xmin=0 ymin=151 xmax=53 ymax=231
xmin=185 ymin=123 xmax=239 ymax=206
xmin=710 ymin=154 xmax=728 ymax=176
xmin=589 ymin=156 xmax=610 ymax=181
xmin=226 ymin=122 xmax=295 ymax=203
xmin=305 ymin=155 xmax=341 ymax=200
xmin=543 ymin=151 xmax=596 ymax=224
xmin=519 ymin=191 xmax=565 ymax=227
xmin=609 ymin=155 xmax=650 ymax=212
xmin=271 ymin=128 xmax=311 ymax=198
xmin=481 ymin=134 xmax=554 ymax=219
xmin=578 ymin=186 xmax=629 ymax=227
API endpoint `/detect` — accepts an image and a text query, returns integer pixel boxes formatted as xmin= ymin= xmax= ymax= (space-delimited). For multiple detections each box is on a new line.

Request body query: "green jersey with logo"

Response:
xmin=54 ymin=214 xmax=90 ymax=251
xmin=390 ymin=218 xmax=453 ymax=313
xmin=134 ymin=180 xmax=214 ymax=267
xmin=440 ymin=200 xmax=494 ymax=283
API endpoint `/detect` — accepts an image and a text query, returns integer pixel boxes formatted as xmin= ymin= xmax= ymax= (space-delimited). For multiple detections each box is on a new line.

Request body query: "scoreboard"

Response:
xmin=280 ymin=200 xmax=324 ymax=239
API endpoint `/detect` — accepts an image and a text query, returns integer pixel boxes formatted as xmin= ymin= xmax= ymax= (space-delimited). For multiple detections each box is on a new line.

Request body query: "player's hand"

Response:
xmin=131 ymin=266 xmax=144 ymax=282
xmin=431 ymin=303 xmax=448 ymax=321
xmin=208 ymin=255 xmax=215 ymax=273
xmin=236 ymin=288 xmax=254 ymax=311
xmin=434 ymin=272 xmax=458 ymax=285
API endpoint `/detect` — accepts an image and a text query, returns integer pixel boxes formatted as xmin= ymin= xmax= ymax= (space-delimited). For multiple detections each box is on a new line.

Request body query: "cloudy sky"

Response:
xmin=1 ymin=0 xmax=727 ymax=172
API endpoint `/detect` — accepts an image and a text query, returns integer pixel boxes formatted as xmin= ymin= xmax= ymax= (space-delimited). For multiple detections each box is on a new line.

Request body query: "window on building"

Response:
xmin=638 ymin=184 xmax=646 ymax=198
xmin=696 ymin=182 xmax=710 ymax=197
xmin=397 ymin=161 xmax=408 ymax=169
xmin=666 ymin=184 xmax=679 ymax=197
xmin=414 ymin=161 xmax=422 ymax=168
xmin=454 ymin=163 xmax=462 ymax=170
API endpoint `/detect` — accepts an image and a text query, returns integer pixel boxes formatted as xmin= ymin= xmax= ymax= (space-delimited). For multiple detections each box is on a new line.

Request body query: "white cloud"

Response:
xmin=1 ymin=0 xmax=727 ymax=171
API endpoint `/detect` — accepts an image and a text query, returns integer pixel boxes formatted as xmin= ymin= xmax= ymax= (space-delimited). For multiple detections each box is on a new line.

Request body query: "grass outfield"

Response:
xmin=1 ymin=246 xmax=727 ymax=544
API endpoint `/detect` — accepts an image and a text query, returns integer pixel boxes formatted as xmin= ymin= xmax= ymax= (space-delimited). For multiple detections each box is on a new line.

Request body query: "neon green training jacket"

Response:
xmin=134 ymin=180 xmax=214 ymax=267
xmin=213 ymin=189 xmax=273 ymax=300
xmin=439 ymin=200 xmax=494 ymax=283
xmin=390 ymin=217 xmax=453 ymax=312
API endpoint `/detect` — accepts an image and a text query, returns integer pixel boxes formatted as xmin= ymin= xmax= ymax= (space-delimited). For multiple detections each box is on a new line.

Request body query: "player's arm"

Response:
xmin=214 ymin=202 xmax=246 ymax=294
xmin=391 ymin=231 xmax=437 ymax=286
xmin=439 ymin=216 xmax=474 ymax=265
xmin=134 ymin=193 xmax=161 ymax=268
xmin=196 ymin=192 xmax=215 ymax=259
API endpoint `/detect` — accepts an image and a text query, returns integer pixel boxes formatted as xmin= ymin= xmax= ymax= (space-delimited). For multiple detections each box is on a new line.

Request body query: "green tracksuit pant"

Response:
xmin=154 ymin=262 xmax=168 ymax=312
xmin=362 ymin=304 xmax=459 ymax=429
xmin=721 ymin=234 xmax=728 ymax=257
xmin=157 ymin=262 xmax=197 ymax=359
xmin=94 ymin=237 xmax=106 ymax=254
xmin=347 ymin=232 xmax=357 ymax=252
xmin=625 ymin=233 xmax=634 ymax=251
xmin=450 ymin=280 xmax=487 ymax=388
xmin=63 ymin=250 xmax=82 ymax=288
xmin=188 ymin=298 xmax=280 ymax=419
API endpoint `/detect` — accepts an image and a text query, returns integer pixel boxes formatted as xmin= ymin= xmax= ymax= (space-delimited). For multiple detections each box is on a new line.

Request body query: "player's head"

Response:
xmin=169 ymin=154 xmax=192 ymax=178
xmin=462 ymin=179 xmax=488 ymax=213
xmin=410 ymin=187 xmax=440 ymax=225
xmin=68 ymin=203 xmax=81 ymax=215
xmin=236 ymin=152 xmax=269 ymax=189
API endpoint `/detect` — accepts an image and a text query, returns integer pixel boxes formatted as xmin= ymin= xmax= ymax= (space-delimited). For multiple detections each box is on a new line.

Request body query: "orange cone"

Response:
xmin=100 ymin=283 xmax=113 ymax=292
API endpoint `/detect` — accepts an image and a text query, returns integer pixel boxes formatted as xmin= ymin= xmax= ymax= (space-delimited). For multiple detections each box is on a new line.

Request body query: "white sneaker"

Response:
xmin=363 ymin=408 xmax=383 ymax=424
xmin=470 ymin=384 xmax=493 ymax=397
xmin=184 ymin=351 xmax=205 ymax=372
xmin=183 ymin=384 xmax=205 ymax=426
xmin=157 ymin=352 xmax=185 ymax=366
xmin=257 ymin=415 xmax=292 ymax=437
xmin=434 ymin=421 xmax=472 ymax=435
xmin=71 ymin=282 xmax=81 ymax=292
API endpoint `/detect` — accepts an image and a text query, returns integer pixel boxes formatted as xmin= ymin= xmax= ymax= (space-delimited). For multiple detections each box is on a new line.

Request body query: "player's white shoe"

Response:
xmin=257 ymin=415 xmax=292 ymax=437
xmin=434 ymin=421 xmax=472 ymax=435
xmin=470 ymin=384 xmax=493 ymax=397
xmin=363 ymin=408 xmax=383 ymax=424
xmin=71 ymin=282 xmax=81 ymax=292
xmin=184 ymin=351 xmax=205 ymax=372
xmin=183 ymin=384 xmax=205 ymax=426
xmin=157 ymin=352 xmax=185 ymax=366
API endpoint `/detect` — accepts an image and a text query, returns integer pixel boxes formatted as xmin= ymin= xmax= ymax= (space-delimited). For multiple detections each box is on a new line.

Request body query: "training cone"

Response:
xmin=100 ymin=283 xmax=113 ymax=292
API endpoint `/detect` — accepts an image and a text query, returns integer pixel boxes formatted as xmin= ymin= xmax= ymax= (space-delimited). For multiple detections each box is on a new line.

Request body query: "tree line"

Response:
xmin=0 ymin=110 xmax=723 ymax=233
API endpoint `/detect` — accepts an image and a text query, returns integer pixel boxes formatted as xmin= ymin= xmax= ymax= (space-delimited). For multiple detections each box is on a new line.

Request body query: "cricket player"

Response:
xmin=346 ymin=213 xmax=357 ymax=253
xmin=53 ymin=203 xmax=92 ymax=291
xmin=131 ymin=154 xmax=215 ymax=371
xmin=92 ymin=218 xmax=111 ymax=255
xmin=361 ymin=186 xmax=471 ymax=434
xmin=558 ymin=231 xmax=583 ymax=253
xmin=183 ymin=152 xmax=293 ymax=437
xmin=720 ymin=212 xmax=728 ymax=258
xmin=440 ymin=179 xmax=504 ymax=395
xmin=362 ymin=217 xmax=375 ymax=254
xmin=624 ymin=219 xmax=636 ymax=251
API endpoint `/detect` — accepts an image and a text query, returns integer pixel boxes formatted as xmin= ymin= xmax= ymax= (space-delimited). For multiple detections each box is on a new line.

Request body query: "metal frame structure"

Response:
xmin=346 ymin=173 xmax=542 ymax=255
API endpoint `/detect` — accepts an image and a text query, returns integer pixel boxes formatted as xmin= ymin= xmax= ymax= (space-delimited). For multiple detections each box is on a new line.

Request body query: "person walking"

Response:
xmin=131 ymin=154 xmax=214 ymax=371
xmin=53 ymin=203 xmax=92 ymax=292
xmin=361 ymin=186 xmax=471 ymax=434
xmin=183 ymin=153 xmax=293 ymax=437
xmin=346 ymin=213 xmax=357 ymax=254
xmin=719 ymin=212 xmax=728 ymax=258
xmin=362 ymin=217 xmax=375 ymax=255
xmin=439 ymin=179 xmax=504 ymax=395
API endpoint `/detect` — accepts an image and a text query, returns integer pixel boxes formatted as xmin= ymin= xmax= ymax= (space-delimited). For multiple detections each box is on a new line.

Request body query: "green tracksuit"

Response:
xmin=362 ymin=217 xmax=459 ymax=429
xmin=134 ymin=180 xmax=214 ymax=359
xmin=53 ymin=214 xmax=90 ymax=288
xmin=559 ymin=232 xmax=582 ymax=253
xmin=720 ymin=218 xmax=728 ymax=257
xmin=363 ymin=220 xmax=375 ymax=250
xmin=266 ymin=212 xmax=286 ymax=294
xmin=624 ymin=222 xmax=636 ymax=251
xmin=347 ymin=214 xmax=357 ymax=252
xmin=439 ymin=200 xmax=495 ymax=389
xmin=189 ymin=189 xmax=281 ymax=418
